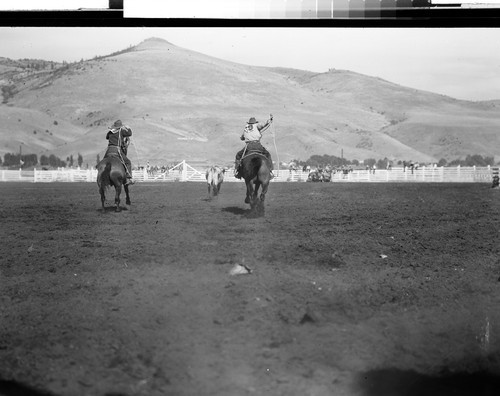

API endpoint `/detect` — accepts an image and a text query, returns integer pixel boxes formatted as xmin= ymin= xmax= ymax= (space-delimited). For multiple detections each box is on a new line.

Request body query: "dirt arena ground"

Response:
xmin=1 ymin=181 xmax=500 ymax=396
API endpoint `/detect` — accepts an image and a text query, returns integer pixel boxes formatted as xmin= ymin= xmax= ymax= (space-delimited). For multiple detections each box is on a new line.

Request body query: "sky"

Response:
xmin=1 ymin=27 xmax=500 ymax=101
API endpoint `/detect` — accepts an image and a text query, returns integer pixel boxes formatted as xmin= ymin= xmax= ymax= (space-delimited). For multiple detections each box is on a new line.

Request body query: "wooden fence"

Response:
xmin=0 ymin=162 xmax=497 ymax=184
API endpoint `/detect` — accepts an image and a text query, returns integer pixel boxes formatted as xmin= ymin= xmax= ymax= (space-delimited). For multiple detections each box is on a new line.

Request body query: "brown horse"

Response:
xmin=96 ymin=156 xmax=131 ymax=212
xmin=240 ymin=153 xmax=271 ymax=215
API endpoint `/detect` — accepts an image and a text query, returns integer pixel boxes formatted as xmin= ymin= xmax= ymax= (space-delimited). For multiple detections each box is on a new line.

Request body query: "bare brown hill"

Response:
xmin=1 ymin=37 xmax=499 ymax=167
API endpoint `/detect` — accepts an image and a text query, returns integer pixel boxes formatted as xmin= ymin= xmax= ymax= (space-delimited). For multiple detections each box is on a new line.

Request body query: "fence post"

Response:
xmin=34 ymin=168 xmax=37 ymax=183
xmin=182 ymin=160 xmax=187 ymax=181
xmin=143 ymin=167 xmax=148 ymax=181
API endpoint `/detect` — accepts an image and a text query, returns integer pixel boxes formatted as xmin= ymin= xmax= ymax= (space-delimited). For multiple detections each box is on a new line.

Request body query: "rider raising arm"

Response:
xmin=105 ymin=119 xmax=135 ymax=185
xmin=234 ymin=115 xmax=274 ymax=179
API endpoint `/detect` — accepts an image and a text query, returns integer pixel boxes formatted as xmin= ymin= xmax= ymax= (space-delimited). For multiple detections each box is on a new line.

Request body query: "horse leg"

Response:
xmin=99 ymin=185 xmax=106 ymax=210
xmin=114 ymin=185 xmax=122 ymax=212
xmin=245 ymin=181 xmax=254 ymax=204
xmin=124 ymin=184 xmax=131 ymax=206
xmin=260 ymin=181 xmax=269 ymax=203
xmin=250 ymin=182 xmax=261 ymax=210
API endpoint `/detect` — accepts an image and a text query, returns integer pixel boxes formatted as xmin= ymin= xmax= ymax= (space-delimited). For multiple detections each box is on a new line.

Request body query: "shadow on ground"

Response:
xmin=355 ymin=368 xmax=500 ymax=396
xmin=221 ymin=206 xmax=249 ymax=216
xmin=0 ymin=379 xmax=58 ymax=396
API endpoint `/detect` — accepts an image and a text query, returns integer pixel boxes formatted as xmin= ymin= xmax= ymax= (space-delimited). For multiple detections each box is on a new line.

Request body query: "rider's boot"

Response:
xmin=125 ymin=174 xmax=135 ymax=185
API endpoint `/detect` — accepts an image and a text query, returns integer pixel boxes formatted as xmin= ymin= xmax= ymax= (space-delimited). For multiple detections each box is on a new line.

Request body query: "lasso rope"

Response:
xmin=271 ymin=114 xmax=280 ymax=177
xmin=116 ymin=128 xmax=132 ymax=178
xmin=130 ymin=138 xmax=141 ymax=168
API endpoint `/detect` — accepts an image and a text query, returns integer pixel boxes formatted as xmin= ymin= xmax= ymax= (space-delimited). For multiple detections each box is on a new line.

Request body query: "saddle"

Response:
xmin=241 ymin=142 xmax=270 ymax=163
xmin=245 ymin=141 xmax=266 ymax=155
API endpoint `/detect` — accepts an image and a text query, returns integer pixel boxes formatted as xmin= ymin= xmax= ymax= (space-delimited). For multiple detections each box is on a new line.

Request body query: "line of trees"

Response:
xmin=293 ymin=154 xmax=497 ymax=169
xmin=3 ymin=153 xmax=38 ymax=168
xmin=446 ymin=154 xmax=495 ymax=167
xmin=64 ymin=153 xmax=84 ymax=168
xmin=292 ymin=154 xmax=360 ymax=169
xmin=2 ymin=152 xmax=85 ymax=169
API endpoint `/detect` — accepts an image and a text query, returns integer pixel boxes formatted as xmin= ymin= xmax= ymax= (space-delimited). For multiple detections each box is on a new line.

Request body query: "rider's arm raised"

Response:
xmin=258 ymin=115 xmax=273 ymax=133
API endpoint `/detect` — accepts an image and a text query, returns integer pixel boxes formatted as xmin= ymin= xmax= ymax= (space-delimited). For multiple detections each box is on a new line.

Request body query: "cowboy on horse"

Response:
xmin=105 ymin=119 xmax=135 ymax=185
xmin=234 ymin=115 xmax=274 ymax=179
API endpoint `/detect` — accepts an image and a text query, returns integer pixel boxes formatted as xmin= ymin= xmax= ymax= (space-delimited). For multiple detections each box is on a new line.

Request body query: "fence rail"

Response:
xmin=0 ymin=162 xmax=497 ymax=184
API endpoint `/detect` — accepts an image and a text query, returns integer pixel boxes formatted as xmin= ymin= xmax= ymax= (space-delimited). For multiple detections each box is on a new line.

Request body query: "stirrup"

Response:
xmin=125 ymin=178 xmax=135 ymax=185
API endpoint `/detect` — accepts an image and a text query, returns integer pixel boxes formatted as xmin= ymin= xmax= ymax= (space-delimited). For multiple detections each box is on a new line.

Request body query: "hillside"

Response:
xmin=1 ymin=37 xmax=499 ymax=167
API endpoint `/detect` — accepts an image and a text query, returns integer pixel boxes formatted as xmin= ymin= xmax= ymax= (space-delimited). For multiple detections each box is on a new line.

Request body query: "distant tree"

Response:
xmin=1 ymin=85 xmax=16 ymax=103
xmin=96 ymin=154 xmax=101 ymax=166
xmin=4 ymin=153 xmax=20 ymax=167
xmin=364 ymin=158 xmax=376 ymax=167
xmin=69 ymin=154 xmax=74 ymax=167
xmin=47 ymin=154 xmax=66 ymax=168
xmin=376 ymin=157 xmax=389 ymax=170
xmin=21 ymin=154 xmax=38 ymax=168
xmin=77 ymin=153 xmax=83 ymax=168
xmin=49 ymin=154 xmax=58 ymax=167
xmin=437 ymin=158 xmax=447 ymax=167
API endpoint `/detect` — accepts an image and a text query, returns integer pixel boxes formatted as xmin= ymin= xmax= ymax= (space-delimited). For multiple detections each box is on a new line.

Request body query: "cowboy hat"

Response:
xmin=112 ymin=120 xmax=123 ymax=128
xmin=247 ymin=117 xmax=258 ymax=124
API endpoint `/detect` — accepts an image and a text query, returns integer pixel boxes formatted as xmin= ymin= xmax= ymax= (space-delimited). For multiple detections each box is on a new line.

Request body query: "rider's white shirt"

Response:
xmin=241 ymin=124 xmax=262 ymax=142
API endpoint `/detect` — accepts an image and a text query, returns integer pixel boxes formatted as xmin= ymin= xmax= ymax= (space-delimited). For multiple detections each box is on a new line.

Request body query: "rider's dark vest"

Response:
xmin=106 ymin=127 xmax=131 ymax=156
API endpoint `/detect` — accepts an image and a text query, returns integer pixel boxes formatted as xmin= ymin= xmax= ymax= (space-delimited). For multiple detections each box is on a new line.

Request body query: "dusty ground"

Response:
xmin=1 ymin=181 xmax=500 ymax=396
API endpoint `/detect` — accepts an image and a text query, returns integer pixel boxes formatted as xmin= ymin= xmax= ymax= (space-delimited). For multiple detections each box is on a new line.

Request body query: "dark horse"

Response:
xmin=96 ymin=156 xmax=131 ymax=212
xmin=240 ymin=152 xmax=271 ymax=215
